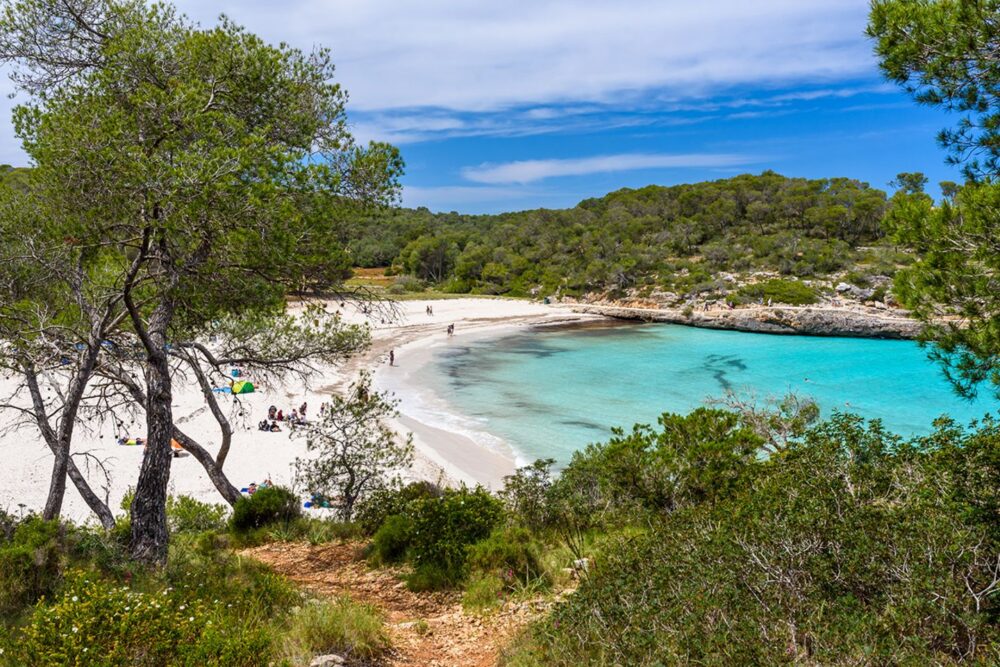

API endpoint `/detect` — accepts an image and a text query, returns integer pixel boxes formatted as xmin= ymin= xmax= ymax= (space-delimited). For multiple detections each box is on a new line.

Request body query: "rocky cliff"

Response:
xmin=572 ymin=303 xmax=923 ymax=339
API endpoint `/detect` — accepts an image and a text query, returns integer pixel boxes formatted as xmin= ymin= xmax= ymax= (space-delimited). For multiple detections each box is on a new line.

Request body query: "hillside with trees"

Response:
xmin=346 ymin=171 xmax=920 ymax=308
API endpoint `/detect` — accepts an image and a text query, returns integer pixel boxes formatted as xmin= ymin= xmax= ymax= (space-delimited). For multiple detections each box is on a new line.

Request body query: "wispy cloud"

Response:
xmin=462 ymin=153 xmax=759 ymax=184
xmin=176 ymin=0 xmax=875 ymax=113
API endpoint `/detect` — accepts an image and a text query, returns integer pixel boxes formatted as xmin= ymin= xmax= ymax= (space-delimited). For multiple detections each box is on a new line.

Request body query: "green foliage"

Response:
xmin=467 ymin=527 xmax=548 ymax=591
xmin=405 ymin=487 xmax=503 ymax=585
xmin=499 ymin=459 xmax=556 ymax=531
xmin=868 ymin=1 xmax=1000 ymax=400
xmin=405 ymin=563 xmax=459 ymax=593
xmin=462 ymin=573 xmax=505 ymax=612
xmin=345 ymin=172 xmax=890 ymax=298
xmin=507 ymin=414 xmax=1000 ymax=665
xmin=553 ymin=408 xmax=764 ymax=526
xmin=279 ymin=597 xmax=391 ymax=664
xmin=869 ymin=0 xmax=1000 ymax=180
xmin=13 ymin=573 xmax=214 ymax=666
xmin=356 ymin=480 xmax=443 ymax=535
xmin=887 ymin=181 xmax=1000 ymax=398
xmin=230 ymin=486 xmax=301 ymax=534
xmin=738 ymin=277 xmax=818 ymax=305
xmin=166 ymin=495 xmax=229 ymax=535
xmin=293 ymin=372 xmax=414 ymax=522
xmin=370 ymin=514 xmax=412 ymax=565
xmin=0 ymin=518 xmax=65 ymax=618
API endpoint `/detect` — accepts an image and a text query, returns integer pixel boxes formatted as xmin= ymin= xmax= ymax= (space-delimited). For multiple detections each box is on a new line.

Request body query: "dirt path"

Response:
xmin=242 ymin=541 xmax=550 ymax=667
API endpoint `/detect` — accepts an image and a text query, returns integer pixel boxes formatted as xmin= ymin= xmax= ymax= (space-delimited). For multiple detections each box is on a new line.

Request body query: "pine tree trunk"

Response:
xmin=129 ymin=301 xmax=175 ymax=565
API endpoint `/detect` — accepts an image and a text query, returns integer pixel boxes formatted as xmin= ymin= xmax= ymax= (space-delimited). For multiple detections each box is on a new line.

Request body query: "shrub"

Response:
xmin=12 ymin=573 xmax=211 ymax=666
xmin=280 ymin=597 xmax=390 ymax=664
xmin=738 ymin=278 xmax=818 ymax=305
xmin=499 ymin=460 xmax=555 ymax=531
xmin=463 ymin=573 xmax=505 ymax=612
xmin=370 ymin=514 xmax=412 ymax=564
xmin=355 ymin=481 xmax=443 ymax=535
xmin=230 ymin=486 xmax=301 ymax=533
xmin=406 ymin=486 xmax=503 ymax=585
xmin=166 ymin=495 xmax=229 ymax=534
xmin=0 ymin=518 xmax=64 ymax=619
xmin=467 ymin=527 xmax=547 ymax=590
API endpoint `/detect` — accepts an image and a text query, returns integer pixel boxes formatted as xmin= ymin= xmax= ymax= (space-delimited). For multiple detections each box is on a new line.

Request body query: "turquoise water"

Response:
xmin=422 ymin=323 xmax=1000 ymax=465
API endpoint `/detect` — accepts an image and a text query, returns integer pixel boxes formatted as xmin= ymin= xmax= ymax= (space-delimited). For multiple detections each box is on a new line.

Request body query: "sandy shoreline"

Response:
xmin=0 ymin=298 xmax=595 ymax=523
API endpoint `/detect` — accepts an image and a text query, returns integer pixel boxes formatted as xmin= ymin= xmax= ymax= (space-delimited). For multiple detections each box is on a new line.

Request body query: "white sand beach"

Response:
xmin=0 ymin=298 xmax=591 ymax=523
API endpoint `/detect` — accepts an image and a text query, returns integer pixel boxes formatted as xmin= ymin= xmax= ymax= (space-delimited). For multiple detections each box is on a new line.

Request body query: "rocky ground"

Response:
xmin=243 ymin=541 xmax=557 ymax=667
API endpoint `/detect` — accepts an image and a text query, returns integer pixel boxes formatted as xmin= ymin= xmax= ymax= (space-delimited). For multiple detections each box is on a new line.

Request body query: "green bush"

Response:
xmin=355 ymin=481 xmax=442 ymax=535
xmin=230 ymin=486 xmax=301 ymax=533
xmin=463 ymin=573 xmax=505 ymax=612
xmin=738 ymin=277 xmax=818 ymax=305
xmin=166 ymin=495 xmax=229 ymax=534
xmin=406 ymin=486 xmax=503 ymax=585
xmin=0 ymin=518 xmax=65 ymax=619
xmin=467 ymin=527 xmax=547 ymax=591
xmin=507 ymin=415 xmax=1000 ymax=665
xmin=279 ymin=597 xmax=390 ymax=663
xmin=370 ymin=514 xmax=411 ymax=564
xmin=12 ymin=573 xmax=211 ymax=666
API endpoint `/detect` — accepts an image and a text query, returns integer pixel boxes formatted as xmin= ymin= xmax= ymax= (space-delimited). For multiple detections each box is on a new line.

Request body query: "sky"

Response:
xmin=0 ymin=0 xmax=960 ymax=213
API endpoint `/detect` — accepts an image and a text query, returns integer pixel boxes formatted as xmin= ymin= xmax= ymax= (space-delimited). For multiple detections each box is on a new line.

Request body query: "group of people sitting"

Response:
xmin=258 ymin=402 xmax=308 ymax=432
xmin=244 ymin=478 xmax=273 ymax=495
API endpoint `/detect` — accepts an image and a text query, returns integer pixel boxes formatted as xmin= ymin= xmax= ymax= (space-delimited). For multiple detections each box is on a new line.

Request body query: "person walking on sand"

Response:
xmin=389 ymin=349 xmax=395 ymax=366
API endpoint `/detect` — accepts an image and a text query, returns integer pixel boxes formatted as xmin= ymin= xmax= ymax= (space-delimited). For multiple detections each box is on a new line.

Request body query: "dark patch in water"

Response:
xmin=559 ymin=419 xmax=608 ymax=432
xmin=700 ymin=354 xmax=749 ymax=392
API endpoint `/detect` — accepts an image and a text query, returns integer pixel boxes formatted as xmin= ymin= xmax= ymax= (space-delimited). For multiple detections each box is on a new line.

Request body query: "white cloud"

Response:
xmin=175 ymin=0 xmax=875 ymax=113
xmin=462 ymin=152 xmax=758 ymax=184
xmin=0 ymin=1 xmax=880 ymax=162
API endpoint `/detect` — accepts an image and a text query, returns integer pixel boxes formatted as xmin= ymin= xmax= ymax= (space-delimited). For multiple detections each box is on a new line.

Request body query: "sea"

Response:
xmin=403 ymin=322 xmax=1000 ymax=466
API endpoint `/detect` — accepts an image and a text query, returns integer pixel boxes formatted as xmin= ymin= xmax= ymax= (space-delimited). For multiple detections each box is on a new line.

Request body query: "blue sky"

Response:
xmin=0 ymin=1 xmax=960 ymax=213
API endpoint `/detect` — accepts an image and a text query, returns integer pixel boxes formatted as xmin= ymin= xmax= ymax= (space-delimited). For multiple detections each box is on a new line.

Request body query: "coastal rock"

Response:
xmin=573 ymin=303 xmax=924 ymax=339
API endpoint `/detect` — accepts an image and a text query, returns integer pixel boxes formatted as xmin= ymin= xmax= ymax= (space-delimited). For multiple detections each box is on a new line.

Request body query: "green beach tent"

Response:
xmin=232 ymin=380 xmax=255 ymax=394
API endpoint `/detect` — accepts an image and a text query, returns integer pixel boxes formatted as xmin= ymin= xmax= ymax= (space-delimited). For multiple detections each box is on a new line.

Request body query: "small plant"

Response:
xmin=166 ymin=495 xmax=229 ymax=534
xmin=462 ymin=573 xmax=505 ymax=612
xmin=467 ymin=526 xmax=549 ymax=591
xmin=230 ymin=486 xmax=301 ymax=533
xmin=738 ymin=278 xmax=818 ymax=305
xmin=280 ymin=597 xmax=390 ymax=664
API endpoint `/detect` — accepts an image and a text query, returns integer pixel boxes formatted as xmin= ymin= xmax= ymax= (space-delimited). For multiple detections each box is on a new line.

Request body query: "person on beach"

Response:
xmin=389 ymin=349 xmax=395 ymax=366
xmin=447 ymin=324 xmax=454 ymax=336
xmin=299 ymin=402 xmax=307 ymax=418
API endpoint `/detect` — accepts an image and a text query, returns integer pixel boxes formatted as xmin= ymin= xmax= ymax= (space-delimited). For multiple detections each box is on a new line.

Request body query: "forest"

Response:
xmin=346 ymin=171 xmax=922 ymax=303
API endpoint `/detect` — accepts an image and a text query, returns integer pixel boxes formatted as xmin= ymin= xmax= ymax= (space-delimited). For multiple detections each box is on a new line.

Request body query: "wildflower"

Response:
xmin=71 ymin=595 xmax=79 ymax=602
xmin=72 ymin=627 xmax=78 ymax=633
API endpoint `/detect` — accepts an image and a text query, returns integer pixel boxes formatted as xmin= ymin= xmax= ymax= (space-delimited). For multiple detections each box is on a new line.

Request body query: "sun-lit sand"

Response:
xmin=0 ymin=298 xmax=591 ymax=523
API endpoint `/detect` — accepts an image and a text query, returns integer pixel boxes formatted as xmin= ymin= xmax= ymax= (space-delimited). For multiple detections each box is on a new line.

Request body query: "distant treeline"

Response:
xmin=345 ymin=171 xmax=913 ymax=300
